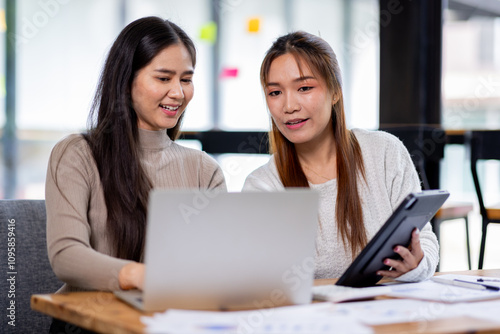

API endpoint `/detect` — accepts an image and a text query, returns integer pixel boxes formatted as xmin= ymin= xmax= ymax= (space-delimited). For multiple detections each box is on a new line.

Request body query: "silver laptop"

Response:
xmin=114 ymin=189 xmax=319 ymax=312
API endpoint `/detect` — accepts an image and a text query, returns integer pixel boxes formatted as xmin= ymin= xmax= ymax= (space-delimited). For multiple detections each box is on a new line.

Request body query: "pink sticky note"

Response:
xmin=220 ymin=67 xmax=239 ymax=79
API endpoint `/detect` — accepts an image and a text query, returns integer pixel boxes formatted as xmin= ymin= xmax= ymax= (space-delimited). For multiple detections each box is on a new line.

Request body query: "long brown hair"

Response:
xmin=261 ymin=31 xmax=367 ymax=255
xmin=83 ymin=17 xmax=196 ymax=261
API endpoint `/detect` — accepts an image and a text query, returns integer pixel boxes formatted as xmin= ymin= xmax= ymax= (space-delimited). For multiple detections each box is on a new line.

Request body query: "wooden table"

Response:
xmin=32 ymin=269 xmax=500 ymax=334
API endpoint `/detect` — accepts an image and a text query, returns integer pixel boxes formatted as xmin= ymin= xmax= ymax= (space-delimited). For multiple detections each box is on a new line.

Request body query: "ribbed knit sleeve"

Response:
xmin=46 ymin=135 xmax=132 ymax=292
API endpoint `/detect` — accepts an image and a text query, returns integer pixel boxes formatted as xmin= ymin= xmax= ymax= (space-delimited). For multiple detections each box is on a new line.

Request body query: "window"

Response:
xmin=2 ymin=0 xmax=380 ymax=197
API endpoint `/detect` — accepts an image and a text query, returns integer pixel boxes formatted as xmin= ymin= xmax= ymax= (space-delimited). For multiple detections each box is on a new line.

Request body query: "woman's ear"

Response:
xmin=332 ymin=94 xmax=339 ymax=106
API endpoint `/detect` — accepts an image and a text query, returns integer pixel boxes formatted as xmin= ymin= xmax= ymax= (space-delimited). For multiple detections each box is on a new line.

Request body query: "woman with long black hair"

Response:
xmin=46 ymin=17 xmax=226 ymax=297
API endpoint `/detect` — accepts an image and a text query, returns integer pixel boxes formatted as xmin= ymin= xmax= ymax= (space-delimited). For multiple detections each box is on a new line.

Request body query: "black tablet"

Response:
xmin=336 ymin=189 xmax=450 ymax=287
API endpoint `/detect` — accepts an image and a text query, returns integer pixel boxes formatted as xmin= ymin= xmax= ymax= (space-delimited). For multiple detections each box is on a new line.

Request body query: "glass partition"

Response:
xmin=3 ymin=0 xmax=380 ymax=197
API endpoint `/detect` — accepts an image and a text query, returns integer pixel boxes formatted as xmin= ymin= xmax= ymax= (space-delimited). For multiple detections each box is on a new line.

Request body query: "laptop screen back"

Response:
xmin=142 ymin=189 xmax=319 ymax=311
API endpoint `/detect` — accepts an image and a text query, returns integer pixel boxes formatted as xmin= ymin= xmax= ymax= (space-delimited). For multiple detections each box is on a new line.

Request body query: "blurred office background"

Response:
xmin=0 ymin=0 xmax=499 ymax=270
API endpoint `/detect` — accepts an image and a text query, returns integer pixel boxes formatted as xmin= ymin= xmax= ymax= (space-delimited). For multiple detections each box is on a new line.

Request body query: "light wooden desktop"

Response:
xmin=31 ymin=269 xmax=500 ymax=334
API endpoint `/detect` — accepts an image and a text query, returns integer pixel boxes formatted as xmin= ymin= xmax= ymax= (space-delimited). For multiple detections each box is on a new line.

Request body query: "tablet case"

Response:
xmin=336 ymin=189 xmax=450 ymax=287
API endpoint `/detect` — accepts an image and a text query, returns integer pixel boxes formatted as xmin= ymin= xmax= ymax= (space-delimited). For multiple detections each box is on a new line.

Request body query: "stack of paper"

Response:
xmin=312 ymin=284 xmax=391 ymax=302
xmin=141 ymin=303 xmax=373 ymax=334
xmin=141 ymin=275 xmax=500 ymax=333
xmin=387 ymin=274 xmax=500 ymax=303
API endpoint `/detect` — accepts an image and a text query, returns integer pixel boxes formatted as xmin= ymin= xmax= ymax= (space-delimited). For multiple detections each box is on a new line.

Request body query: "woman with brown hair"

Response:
xmin=243 ymin=31 xmax=438 ymax=282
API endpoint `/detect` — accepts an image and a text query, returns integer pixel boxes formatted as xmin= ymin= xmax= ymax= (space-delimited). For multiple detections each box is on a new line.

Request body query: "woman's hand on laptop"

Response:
xmin=376 ymin=228 xmax=424 ymax=278
xmin=119 ymin=262 xmax=145 ymax=290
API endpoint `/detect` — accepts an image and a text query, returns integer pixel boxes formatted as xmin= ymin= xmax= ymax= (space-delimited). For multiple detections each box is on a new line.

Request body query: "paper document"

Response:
xmin=451 ymin=299 xmax=500 ymax=324
xmin=333 ymin=299 xmax=461 ymax=325
xmin=141 ymin=294 xmax=500 ymax=332
xmin=333 ymin=298 xmax=500 ymax=326
xmin=312 ymin=284 xmax=391 ymax=302
xmin=141 ymin=303 xmax=373 ymax=334
xmin=387 ymin=274 xmax=500 ymax=303
xmin=432 ymin=276 xmax=500 ymax=291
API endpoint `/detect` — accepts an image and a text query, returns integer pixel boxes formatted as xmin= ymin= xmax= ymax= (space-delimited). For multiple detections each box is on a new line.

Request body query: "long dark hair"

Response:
xmin=261 ymin=31 xmax=367 ymax=256
xmin=83 ymin=17 xmax=196 ymax=261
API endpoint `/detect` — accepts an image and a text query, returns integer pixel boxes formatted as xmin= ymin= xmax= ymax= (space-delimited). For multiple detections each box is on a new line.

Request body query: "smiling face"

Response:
xmin=131 ymin=43 xmax=194 ymax=131
xmin=265 ymin=53 xmax=337 ymax=148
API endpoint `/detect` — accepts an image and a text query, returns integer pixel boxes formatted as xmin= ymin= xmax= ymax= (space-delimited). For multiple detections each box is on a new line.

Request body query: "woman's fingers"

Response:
xmin=377 ymin=228 xmax=424 ymax=278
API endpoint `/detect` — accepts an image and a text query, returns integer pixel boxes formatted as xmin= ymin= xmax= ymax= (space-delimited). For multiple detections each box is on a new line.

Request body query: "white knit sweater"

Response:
xmin=242 ymin=128 xmax=439 ymax=282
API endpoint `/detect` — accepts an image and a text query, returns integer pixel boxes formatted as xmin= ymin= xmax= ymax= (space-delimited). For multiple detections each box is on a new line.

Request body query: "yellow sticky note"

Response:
xmin=199 ymin=22 xmax=217 ymax=44
xmin=0 ymin=75 xmax=5 ymax=98
xmin=0 ymin=9 xmax=6 ymax=33
xmin=247 ymin=17 xmax=260 ymax=33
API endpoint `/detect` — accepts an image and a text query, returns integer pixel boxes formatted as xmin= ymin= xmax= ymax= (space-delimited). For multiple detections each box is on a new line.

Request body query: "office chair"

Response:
xmin=0 ymin=200 xmax=63 ymax=333
xmin=469 ymin=130 xmax=500 ymax=269
xmin=380 ymin=126 xmax=473 ymax=270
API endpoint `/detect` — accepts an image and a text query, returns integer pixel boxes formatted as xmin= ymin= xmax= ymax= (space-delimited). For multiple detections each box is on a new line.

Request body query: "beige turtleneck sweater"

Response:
xmin=45 ymin=128 xmax=226 ymax=293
